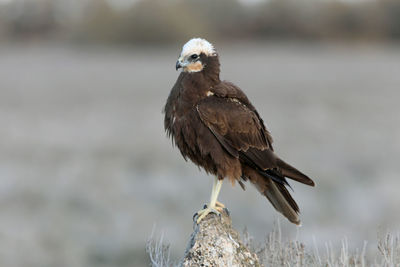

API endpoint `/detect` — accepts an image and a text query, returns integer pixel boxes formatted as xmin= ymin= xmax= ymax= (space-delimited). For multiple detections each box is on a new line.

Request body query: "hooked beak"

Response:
xmin=175 ymin=60 xmax=181 ymax=70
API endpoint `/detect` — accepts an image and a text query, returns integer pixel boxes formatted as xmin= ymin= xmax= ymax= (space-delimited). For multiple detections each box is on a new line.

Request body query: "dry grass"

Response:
xmin=146 ymin=228 xmax=174 ymax=267
xmin=147 ymin=224 xmax=400 ymax=267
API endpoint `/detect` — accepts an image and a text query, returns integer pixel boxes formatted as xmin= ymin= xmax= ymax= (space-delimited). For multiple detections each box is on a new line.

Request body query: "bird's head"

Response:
xmin=176 ymin=38 xmax=217 ymax=73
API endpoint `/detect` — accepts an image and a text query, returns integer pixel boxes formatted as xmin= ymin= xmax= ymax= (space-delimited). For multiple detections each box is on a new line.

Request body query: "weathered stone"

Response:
xmin=180 ymin=209 xmax=261 ymax=267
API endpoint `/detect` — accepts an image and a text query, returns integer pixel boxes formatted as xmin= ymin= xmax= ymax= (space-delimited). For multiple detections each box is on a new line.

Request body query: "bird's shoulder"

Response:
xmin=209 ymin=81 xmax=252 ymax=108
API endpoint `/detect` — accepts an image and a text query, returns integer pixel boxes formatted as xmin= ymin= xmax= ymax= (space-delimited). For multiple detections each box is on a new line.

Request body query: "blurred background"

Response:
xmin=0 ymin=0 xmax=399 ymax=266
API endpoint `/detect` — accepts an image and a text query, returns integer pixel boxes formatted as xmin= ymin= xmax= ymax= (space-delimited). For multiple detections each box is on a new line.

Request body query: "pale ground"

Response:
xmin=0 ymin=41 xmax=399 ymax=267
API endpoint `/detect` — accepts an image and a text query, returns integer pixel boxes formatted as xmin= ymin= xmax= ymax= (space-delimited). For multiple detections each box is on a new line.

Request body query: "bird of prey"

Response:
xmin=164 ymin=38 xmax=314 ymax=225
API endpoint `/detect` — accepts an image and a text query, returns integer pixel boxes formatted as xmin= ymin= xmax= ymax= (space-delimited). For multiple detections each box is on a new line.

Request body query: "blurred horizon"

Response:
xmin=1 ymin=0 xmax=400 ymax=45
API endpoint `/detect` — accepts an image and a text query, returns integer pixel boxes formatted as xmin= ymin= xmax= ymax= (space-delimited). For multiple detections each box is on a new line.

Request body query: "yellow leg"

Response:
xmin=196 ymin=177 xmax=224 ymax=223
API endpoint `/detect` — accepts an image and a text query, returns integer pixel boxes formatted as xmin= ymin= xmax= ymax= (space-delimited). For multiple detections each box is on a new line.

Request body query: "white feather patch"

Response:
xmin=180 ymin=38 xmax=216 ymax=57
xmin=206 ymin=91 xmax=214 ymax=96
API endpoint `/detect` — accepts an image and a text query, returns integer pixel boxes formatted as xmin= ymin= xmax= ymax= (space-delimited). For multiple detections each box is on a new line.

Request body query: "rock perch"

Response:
xmin=180 ymin=209 xmax=261 ymax=267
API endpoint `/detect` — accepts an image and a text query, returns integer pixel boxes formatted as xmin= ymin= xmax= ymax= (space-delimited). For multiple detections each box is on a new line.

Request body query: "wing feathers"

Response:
xmin=207 ymin=126 xmax=239 ymax=158
xmin=196 ymin=84 xmax=314 ymax=225
xmin=197 ymin=97 xmax=270 ymax=153
xmin=197 ymin=94 xmax=314 ymax=188
xmin=242 ymin=148 xmax=276 ymax=170
xmin=276 ymin=158 xmax=315 ymax=186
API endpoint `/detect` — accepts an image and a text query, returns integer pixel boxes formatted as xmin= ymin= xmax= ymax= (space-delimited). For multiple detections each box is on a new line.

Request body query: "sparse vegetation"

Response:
xmin=147 ymin=224 xmax=400 ymax=267
xmin=146 ymin=233 xmax=174 ymax=267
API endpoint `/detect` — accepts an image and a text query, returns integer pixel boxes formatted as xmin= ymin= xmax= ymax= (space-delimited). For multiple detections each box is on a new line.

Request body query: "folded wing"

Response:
xmin=196 ymin=91 xmax=314 ymax=224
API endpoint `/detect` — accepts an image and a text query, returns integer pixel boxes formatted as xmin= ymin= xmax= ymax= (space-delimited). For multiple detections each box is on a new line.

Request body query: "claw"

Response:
xmin=192 ymin=212 xmax=198 ymax=221
xmin=196 ymin=207 xmax=221 ymax=223
xmin=196 ymin=177 xmax=224 ymax=224
xmin=215 ymin=201 xmax=225 ymax=209
xmin=225 ymin=207 xmax=230 ymax=217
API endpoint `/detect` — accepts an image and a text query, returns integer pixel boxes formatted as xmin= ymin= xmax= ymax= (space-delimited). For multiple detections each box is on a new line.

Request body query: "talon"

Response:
xmin=215 ymin=201 xmax=225 ymax=209
xmin=193 ymin=212 xmax=198 ymax=221
xmin=215 ymin=206 xmax=224 ymax=213
xmin=203 ymin=204 xmax=208 ymax=209
xmin=196 ymin=207 xmax=220 ymax=223
xmin=225 ymin=208 xmax=230 ymax=216
xmin=196 ymin=177 xmax=224 ymax=224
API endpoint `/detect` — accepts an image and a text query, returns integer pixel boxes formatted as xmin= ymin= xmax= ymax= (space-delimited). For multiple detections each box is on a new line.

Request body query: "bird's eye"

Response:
xmin=191 ymin=54 xmax=198 ymax=59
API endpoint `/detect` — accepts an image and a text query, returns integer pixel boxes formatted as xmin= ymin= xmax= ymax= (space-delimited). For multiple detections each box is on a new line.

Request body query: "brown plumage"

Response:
xmin=164 ymin=38 xmax=314 ymax=225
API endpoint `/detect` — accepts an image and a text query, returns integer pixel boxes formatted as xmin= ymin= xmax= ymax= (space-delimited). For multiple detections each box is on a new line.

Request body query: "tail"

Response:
xmin=246 ymin=158 xmax=314 ymax=225
xmin=247 ymin=169 xmax=301 ymax=225
xmin=264 ymin=179 xmax=301 ymax=225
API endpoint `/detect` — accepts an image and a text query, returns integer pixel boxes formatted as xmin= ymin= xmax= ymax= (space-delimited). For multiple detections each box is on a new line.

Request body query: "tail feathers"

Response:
xmin=264 ymin=181 xmax=301 ymax=225
xmin=248 ymin=169 xmax=301 ymax=225
xmin=276 ymin=158 xmax=315 ymax=186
